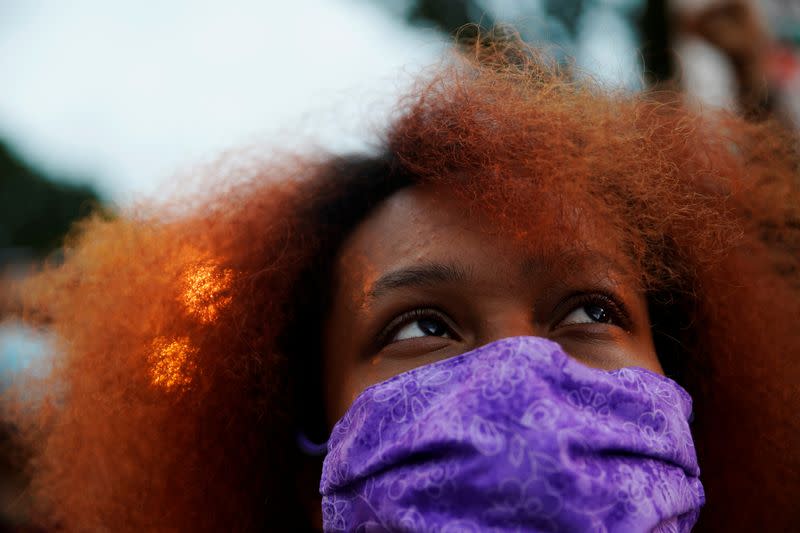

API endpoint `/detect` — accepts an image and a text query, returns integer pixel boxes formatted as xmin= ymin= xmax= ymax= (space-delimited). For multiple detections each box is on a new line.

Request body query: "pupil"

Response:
xmin=419 ymin=318 xmax=446 ymax=336
xmin=587 ymin=305 xmax=609 ymax=323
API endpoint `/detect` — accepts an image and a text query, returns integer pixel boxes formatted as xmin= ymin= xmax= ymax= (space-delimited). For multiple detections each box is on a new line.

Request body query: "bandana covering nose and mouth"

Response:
xmin=320 ymin=337 xmax=704 ymax=532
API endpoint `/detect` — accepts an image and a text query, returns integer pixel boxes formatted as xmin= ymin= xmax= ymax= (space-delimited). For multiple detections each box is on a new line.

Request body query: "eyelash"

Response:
xmin=376 ymin=291 xmax=633 ymax=349
xmin=376 ymin=307 xmax=456 ymax=348
xmin=555 ymin=292 xmax=632 ymax=331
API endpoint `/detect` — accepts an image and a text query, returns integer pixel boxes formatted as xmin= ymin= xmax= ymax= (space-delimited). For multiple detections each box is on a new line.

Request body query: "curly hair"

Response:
xmin=6 ymin=39 xmax=799 ymax=531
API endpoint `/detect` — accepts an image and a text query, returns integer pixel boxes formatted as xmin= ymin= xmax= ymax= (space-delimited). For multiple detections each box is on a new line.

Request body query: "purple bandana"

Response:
xmin=321 ymin=337 xmax=704 ymax=532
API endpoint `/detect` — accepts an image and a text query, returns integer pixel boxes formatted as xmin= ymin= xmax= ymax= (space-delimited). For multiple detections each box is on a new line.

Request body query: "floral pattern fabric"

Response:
xmin=321 ymin=336 xmax=704 ymax=532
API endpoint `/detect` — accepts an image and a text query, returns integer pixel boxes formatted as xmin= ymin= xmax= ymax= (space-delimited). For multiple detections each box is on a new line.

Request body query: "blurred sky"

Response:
xmin=0 ymin=0 xmax=641 ymax=205
xmin=0 ymin=0 xmax=445 ymax=203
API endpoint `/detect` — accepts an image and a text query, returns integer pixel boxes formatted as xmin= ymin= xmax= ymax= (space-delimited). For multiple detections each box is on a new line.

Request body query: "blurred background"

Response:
xmin=0 ymin=0 xmax=798 ymax=529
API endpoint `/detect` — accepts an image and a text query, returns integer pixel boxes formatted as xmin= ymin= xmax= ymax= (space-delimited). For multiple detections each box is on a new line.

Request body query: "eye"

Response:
xmin=382 ymin=309 xmax=456 ymax=344
xmin=560 ymin=304 xmax=612 ymax=326
xmin=555 ymin=294 xmax=630 ymax=330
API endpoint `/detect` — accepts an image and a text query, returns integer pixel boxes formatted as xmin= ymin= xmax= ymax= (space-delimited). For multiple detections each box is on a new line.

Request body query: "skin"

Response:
xmin=323 ymin=183 xmax=662 ymax=425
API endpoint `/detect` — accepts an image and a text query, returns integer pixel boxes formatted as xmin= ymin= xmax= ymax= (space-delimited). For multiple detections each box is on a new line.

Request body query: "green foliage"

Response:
xmin=407 ymin=0 xmax=494 ymax=35
xmin=0 ymin=141 xmax=105 ymax=256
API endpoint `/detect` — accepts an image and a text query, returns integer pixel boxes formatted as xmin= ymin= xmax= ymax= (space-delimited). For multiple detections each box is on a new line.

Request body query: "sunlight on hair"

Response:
xmin=181 ymin=263 xmax=234 ymax=324
xmin=149 ymin=336 xmax=197 ymax=390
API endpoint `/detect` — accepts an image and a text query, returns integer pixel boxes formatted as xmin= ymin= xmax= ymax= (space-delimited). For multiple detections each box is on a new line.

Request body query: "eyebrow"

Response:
xmin=368 ymin=263 xmax=470 ymax=299
xmin=367 ymin=253 xmax=637 ymax=302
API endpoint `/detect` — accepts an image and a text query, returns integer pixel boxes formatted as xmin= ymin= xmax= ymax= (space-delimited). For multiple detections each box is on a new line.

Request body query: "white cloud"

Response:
xmin=0 ymin=0 xmax=443 ymax=204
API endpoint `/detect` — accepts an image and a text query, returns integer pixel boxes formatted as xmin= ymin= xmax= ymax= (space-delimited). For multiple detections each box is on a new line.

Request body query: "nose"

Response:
xmin=477 ymin=309 xmax=544 ymax=346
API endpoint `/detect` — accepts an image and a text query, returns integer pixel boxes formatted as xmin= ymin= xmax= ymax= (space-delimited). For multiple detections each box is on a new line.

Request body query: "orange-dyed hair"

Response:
xmin=7 ymin=39 xmax=800 ymax=531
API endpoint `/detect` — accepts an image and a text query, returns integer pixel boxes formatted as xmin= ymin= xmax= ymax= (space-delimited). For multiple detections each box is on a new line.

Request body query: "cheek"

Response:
xmin=330 ymin=373 xmax=366 ymax=424
xmin=324 ymin=359 xmax=355 ymax=427
xmin=328 ymin=345 xmax=452 ymax=423
xmin=635 ymin=336 xmax=663 ymax=375
xmin=590 ymin=335 xmax=661 ymax=374
xmin=563 ymin=340 xmax=662 ymax=374
xmin=323 ymin=282 xmax=390 ymax=425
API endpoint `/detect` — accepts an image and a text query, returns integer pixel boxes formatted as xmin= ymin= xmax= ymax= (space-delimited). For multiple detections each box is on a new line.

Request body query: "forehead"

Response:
xmin=335 ymin=182 xmax=636 ymax=291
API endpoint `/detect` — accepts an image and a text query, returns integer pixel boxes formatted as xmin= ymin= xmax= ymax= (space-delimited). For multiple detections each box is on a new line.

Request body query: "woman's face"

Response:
xmin=323 ymin=183 xmax=661 ymax=424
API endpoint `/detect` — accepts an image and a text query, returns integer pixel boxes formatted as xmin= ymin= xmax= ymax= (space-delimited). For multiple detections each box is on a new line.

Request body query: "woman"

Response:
xmin=9 ymin=39 xmax=800 ymax=531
